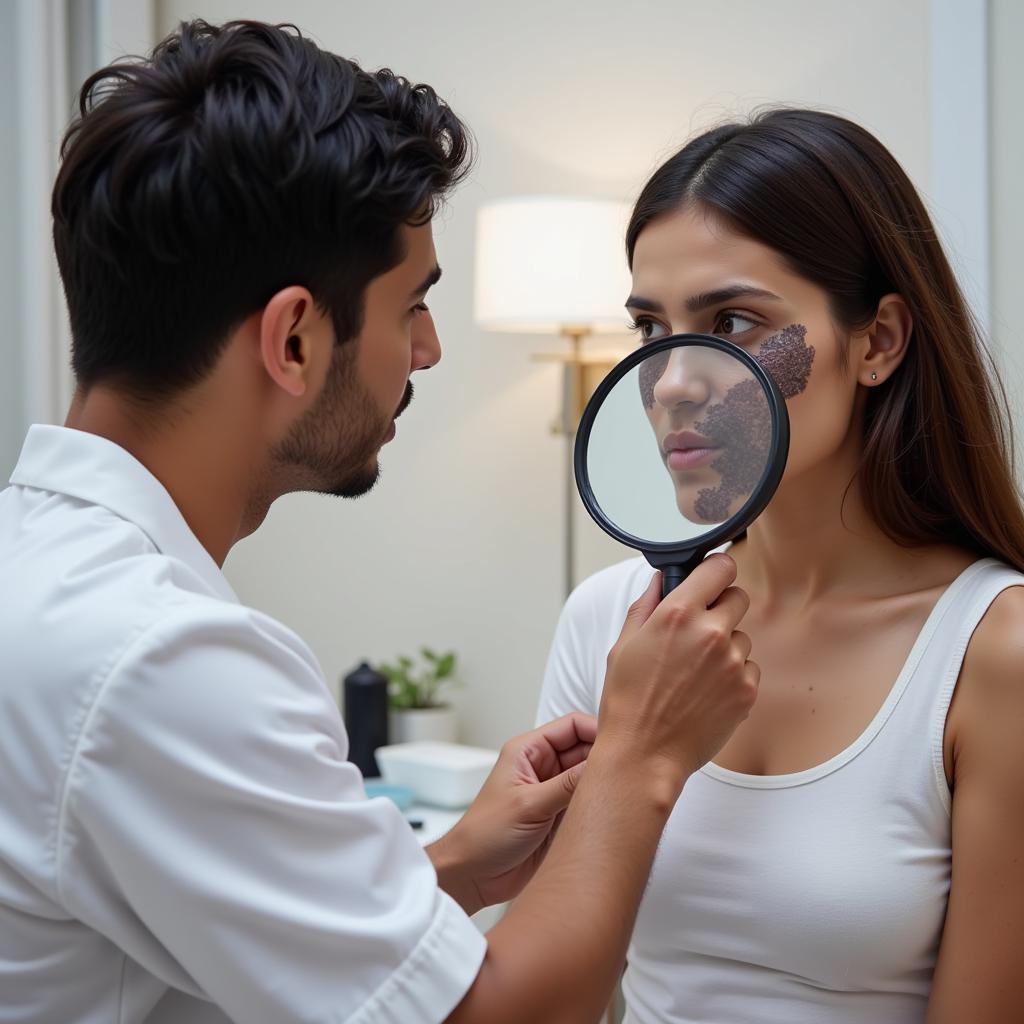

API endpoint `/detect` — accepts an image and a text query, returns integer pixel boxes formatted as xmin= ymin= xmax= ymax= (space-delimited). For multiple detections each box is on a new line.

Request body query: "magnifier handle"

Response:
xmin=662 ymin=567 xmax=686 ymax=598
xmin=660 ymin=550 xmax=708 ymax=599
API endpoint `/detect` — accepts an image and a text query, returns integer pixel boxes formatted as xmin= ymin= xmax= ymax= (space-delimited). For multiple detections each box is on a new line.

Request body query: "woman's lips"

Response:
xmin=663 ymin=430 xmax=719 ymax=470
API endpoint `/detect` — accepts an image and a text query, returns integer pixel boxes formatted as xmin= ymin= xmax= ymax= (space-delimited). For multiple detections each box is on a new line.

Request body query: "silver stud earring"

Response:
xmin=870 ymin=372 xmax=878 ymax=382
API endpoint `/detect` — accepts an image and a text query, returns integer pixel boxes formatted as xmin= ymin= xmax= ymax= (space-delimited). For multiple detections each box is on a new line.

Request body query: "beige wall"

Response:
xmin=155 ymin=0 xmax=932 ymax=748
xmin=991 ymin=0 xmax=1024 ymax=450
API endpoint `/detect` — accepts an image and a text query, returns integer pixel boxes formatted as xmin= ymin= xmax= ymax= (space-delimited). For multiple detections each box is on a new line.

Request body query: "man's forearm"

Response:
xmin=446 ymin=744 xmax=683 ymax=1024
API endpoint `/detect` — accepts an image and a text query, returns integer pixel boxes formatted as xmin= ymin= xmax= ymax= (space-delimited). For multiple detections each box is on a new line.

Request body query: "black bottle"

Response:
xmin=343 ymin=661 xmax=390 ymax=778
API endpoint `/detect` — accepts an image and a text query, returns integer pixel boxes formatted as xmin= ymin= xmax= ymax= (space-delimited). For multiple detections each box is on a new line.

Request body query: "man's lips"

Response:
xmin=384 ymin=383 xmax=413 ymax=445
xmin=662 ymin=430 xmax=719 ymax=470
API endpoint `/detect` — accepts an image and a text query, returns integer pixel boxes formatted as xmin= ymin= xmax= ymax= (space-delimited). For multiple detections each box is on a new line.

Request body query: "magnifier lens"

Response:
xmin=577 ymin=337 xmax=787 ymax=591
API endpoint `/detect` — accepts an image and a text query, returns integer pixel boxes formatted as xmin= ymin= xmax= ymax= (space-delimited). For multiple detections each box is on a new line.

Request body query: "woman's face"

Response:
xmin=628 ymin=204 xmax=859 ymax=522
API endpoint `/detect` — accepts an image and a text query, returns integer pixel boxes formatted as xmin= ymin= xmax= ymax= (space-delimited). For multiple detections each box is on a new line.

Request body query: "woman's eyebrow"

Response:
xmin=624 ymin=294 xmax=663 ymax=312
xmin=685 ymin=285 xmax=782 ymax=312
xmin=625 ymin=284 xmax=783 ymax=315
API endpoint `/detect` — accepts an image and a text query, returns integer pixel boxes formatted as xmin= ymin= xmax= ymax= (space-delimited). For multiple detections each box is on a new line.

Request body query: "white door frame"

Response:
xmin=929 ymin=0 xmax=990 ymax=340
xmin=14 ymin=0 xmax=156 ymax=426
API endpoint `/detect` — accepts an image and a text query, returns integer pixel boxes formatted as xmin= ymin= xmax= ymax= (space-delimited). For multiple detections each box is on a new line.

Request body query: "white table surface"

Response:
xmin=405 ymin=803 xmax=464 ymax=847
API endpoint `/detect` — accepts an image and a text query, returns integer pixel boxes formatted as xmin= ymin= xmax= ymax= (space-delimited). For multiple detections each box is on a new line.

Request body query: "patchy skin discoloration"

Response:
xmin=637 ymin=324 xmax=815 ymax=522
xmin=693 ymin=377 xmax=772 ymax=521
xmin=639 ymin=348 xmax=670 ymax=409
xmin=753 ymin=323 xmax=815 ymax=399
xmin=691 ymin=322 xmax=815 ymax=520
xmin=691 ymin=323 xmax=815 ymax=520
xmin=638 ymin=323 xmax=815 ymax=411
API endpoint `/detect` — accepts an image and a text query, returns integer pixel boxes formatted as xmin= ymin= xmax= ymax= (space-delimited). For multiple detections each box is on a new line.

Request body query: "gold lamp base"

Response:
xmin=532 ymin=328 xmax=623 ymax=434
xmin=531 ymin=327 xmax=626 ymax=598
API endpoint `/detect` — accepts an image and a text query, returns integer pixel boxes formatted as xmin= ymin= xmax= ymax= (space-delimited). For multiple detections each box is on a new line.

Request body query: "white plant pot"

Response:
xmin=389 ymin=705 xmax=458 ymax=744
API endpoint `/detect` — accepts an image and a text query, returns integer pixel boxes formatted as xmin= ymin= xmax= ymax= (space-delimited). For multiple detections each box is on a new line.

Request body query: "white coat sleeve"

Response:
xmin=57 ymin=603 xmax=486 ymax=1024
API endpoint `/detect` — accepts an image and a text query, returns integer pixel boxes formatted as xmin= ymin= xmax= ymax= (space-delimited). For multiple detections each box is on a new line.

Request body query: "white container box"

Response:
xmin=374 ymin=741 xmax=499 ymax=809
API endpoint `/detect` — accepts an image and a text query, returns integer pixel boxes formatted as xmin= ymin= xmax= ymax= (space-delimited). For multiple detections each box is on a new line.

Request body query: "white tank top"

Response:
xmin=537 ymin=556 xmax=1024 ymax=1024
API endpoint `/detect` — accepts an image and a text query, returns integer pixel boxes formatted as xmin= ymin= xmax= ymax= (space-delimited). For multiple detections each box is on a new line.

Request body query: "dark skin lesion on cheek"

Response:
xmin=637 ymin=323 xmax=815 ymax=411
xmin=694 ymin=378 xmax=772 ymax=521
xmin=636 ymin=324 xmax=814 ymax=521
xmin=688 ymin=323 xmax=815 ymax=520
xmin=693 ymin=324 xmax=815 ymax=522
xmin=752 ymin=323 xmax=815 ymax=400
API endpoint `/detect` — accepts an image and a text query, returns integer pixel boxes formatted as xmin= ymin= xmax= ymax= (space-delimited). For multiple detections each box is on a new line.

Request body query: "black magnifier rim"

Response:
xmin=574 ymin=333 xmax=790 ymax=556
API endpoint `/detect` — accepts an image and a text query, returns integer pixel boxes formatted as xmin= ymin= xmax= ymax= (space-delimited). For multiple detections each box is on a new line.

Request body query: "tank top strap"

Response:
xmin=906 ymin=558 xmax=1024 ymax=814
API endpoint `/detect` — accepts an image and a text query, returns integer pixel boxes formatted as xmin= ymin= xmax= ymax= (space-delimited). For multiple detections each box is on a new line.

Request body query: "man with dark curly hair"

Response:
xmin=0 ymin=19 xmax=757 ymax=1024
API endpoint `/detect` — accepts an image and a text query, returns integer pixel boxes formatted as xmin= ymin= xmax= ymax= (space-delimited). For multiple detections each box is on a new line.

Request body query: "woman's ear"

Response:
xmin=259 ymin=286 xmax=319 ymax=398
xmin=859 ymin=293 xmax=913 ymax=387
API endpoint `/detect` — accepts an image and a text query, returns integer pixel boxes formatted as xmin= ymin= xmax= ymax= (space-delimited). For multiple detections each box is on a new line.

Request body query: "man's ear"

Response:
xmin=858 ymin=293 xmax=913 ymax=387
xmin=259 ymin=286 xmax=320 ymax=398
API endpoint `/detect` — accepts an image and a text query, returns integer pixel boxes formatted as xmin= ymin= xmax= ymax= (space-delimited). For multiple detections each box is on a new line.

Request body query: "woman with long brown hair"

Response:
xmin=538 ymin=108 xmax=1024 ymax=1022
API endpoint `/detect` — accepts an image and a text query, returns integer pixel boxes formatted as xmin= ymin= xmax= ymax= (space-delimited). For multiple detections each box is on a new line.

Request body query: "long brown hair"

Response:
xmin=627 ymin=108 xmax=1024 ymax=571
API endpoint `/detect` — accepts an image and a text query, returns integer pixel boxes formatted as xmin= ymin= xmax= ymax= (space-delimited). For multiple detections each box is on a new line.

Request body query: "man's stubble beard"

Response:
xmin=272 ymin=343 xmax=411 ymax=499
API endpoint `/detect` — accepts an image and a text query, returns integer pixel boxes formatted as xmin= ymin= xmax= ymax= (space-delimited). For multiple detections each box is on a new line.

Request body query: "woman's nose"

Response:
xmin=652 ymin=347 xmax=711 ymax=410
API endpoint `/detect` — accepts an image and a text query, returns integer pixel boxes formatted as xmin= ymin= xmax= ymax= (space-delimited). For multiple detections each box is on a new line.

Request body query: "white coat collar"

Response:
xmin=9 ymin=424 xmax=238 ymax=604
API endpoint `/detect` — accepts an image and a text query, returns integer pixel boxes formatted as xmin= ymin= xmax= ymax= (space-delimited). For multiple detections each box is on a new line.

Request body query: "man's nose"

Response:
xmin=411 ymin=308 xmax=441 ymax=371
xmin=651 ymin=346 xmax=711 ymax=410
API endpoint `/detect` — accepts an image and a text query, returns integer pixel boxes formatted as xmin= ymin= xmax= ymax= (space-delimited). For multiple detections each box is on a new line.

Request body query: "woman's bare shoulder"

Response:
xmin=949 ymin=581 xmax=1024 ymax=782
xmin=962 ymin=583 xmax=1024 ymax=687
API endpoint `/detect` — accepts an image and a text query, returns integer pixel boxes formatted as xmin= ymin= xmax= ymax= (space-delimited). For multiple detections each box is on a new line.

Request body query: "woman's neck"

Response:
xmin=731 ymin=442 xmax=956 ymax=611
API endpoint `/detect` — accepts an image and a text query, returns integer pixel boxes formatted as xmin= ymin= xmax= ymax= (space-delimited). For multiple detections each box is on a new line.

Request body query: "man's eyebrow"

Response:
xmin=410 ymin=265 xmax=442 ymax=300
xmin=625 ymin=284 xmax=782 ymax=315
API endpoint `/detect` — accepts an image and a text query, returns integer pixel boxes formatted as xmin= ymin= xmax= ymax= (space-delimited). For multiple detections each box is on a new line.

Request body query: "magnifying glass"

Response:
xmin=574 ymin=334 xmax=790 ymax=598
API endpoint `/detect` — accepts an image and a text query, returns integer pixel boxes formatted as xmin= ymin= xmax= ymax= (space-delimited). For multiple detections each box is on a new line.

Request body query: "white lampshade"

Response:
xmin=474 ymin=196 xmax=633 ymax=334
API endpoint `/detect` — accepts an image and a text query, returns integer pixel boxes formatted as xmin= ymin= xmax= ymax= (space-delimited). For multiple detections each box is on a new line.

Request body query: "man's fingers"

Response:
xmin=744 ymin=659 xmax=761 ymax=692
xmin=708 ymin=586 xmax=750 ymax=631
xmin=617 ymin=571 xmax=663 ymax=644
xmin=509 ymin=714 xmax=597 ymax=783
xmin=732 ymin=630 xmax=752 ymax=662
xmin=528 ymin=712 xmax=598 ymax=753
xmin=658 ymin=554 xmax=737 ymax=615
xmin=523 ymin=762 xmax=586 ymax=820
xmin=554 ymin=741 xmax=593 ymax=772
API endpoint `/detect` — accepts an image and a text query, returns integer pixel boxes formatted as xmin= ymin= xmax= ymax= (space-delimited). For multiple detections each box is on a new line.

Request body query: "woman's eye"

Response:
xmin=412 ymin=302 xmax=430 ymax=314
xmin=715 ymin=312 xmax=758 ymax=337
xmin=628 ymin=317 xmax=668 ymax=344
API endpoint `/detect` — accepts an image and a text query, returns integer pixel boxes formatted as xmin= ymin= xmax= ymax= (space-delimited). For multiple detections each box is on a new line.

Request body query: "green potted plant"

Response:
xmin=379 ymin=647 xmax=460 ymax=744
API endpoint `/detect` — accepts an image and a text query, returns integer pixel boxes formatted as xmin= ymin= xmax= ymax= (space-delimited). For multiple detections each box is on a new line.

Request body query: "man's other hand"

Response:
xmin=427 ymin=713 xmax=595 ymax=914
